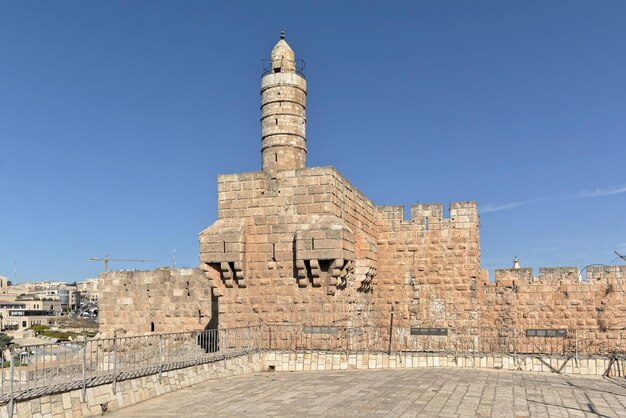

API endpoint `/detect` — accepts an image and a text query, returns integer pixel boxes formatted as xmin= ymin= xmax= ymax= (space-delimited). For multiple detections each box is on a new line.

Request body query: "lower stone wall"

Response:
xmin=265 ymin=351 xmax=624 ymax=377
xmin=98 ymin=268 xmax=213 ymax=337
xmin=1 ymin=352 xmax=263 ymax=418
xmin=4 ymin=350 xmax=623 ymax=417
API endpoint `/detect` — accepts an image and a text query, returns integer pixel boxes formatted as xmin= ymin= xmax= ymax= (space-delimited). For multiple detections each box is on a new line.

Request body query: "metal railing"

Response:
xmin=1 ymin=324 xmax=625 ymax=413
xmin=0 ymin=326 xmax=261 ymax=412
xmin=261 ymin=58 xmax=306 ymax=78
xmin=261 ymin=325 xmax=626 ymax=357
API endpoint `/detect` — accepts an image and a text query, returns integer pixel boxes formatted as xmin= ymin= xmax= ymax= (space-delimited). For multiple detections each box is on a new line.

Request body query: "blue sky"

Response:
xmin=1 ymin=1 xmax=624 ymax=283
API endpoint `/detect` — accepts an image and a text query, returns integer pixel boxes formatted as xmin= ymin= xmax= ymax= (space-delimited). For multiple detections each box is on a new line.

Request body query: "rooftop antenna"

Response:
xmin=615 ymin=251 xmax=626 ymax=262
xmin=13 ymin=258 xmax=17 ymax=283
xmin=173 ymin=249 xmax=177 ymax=268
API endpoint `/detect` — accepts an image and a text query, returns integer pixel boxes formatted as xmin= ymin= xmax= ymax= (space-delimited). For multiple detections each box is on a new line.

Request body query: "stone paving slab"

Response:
xmin=108 ymin=368 xmax=626 ymax=417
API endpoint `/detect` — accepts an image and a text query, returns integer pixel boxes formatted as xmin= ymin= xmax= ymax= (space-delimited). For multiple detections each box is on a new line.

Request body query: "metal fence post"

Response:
xmin=158 ymin=335 xmax=163 ymax=381
xmin=9 ymin=347 xmax=14 ymax=418
xmin=575 ymin=329 xmax=579 ymax=366
xmin=112 ymin=331 xmax=117 ymax=394
xmin=195 ymin=332 xmax=199 ymax=372
xmin=82 ymin=335 xmax=87 ymax=401
xmin=388 ymin=306 xmax=394 ymax=355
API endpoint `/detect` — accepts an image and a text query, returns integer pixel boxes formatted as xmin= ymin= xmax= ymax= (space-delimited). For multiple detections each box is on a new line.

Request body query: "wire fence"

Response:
xmin=262 ymin=325 xmax=626 ymax=357
xmin=0 ymin=324 xmax=625 ymax=412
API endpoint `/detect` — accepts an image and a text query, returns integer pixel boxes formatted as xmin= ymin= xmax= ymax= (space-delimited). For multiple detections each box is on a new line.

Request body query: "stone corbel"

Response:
xmin=220 ymin=262 xmax=234 ymax=288
xmin=310 ymin=260 xmax=321 ymax=287
xmin=356 ymin=267 xmax=376 ymax=292
xmin=220 ymin=261 xmax=246 ymax=288
xmin=330 ymin=259 xmax=354 ymax=289
xmin=295 ymin=259 xmax=322 ymax=288
xmin=296 ymin=260 xmax=307 ymax=287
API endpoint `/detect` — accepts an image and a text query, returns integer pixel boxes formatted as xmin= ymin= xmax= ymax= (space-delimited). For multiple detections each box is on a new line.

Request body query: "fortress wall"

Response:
xmin=100 ymin=167 xmax=625 ymax=337
xmin=485 ymin=265 xmax=626 ymax=332
xmin=374 ymin=201 xmax=487 ymax=329
xmin=587 ymin=265 xmax=626 ymax=281
xmin=99 ymin=268 xmax=212 ymax=336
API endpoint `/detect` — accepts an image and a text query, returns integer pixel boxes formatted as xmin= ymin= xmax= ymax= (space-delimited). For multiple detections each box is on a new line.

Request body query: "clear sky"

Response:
xmin=1 ymin=1 xmax=625 ymax=283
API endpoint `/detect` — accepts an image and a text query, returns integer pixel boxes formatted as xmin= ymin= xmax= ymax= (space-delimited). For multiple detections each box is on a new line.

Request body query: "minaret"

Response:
xmin=261 ymin=31 xmax=307 ymax=172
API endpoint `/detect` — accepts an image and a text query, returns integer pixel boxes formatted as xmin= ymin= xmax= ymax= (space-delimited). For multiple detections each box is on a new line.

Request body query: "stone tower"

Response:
xmin=197 ymin=33 xmax=483 ymax=331
xmin=261 ymin=32 xmax=307 ymax=172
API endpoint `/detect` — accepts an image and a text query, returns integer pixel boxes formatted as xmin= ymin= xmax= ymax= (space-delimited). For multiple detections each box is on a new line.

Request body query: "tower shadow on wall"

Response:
xmin=198 ymin=292 xmax=220 ymax=353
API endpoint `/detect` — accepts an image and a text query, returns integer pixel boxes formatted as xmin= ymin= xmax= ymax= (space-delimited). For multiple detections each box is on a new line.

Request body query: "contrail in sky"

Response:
xmin=481 ymin=183 xmax=626 ymax=214
xmin=480 ymin=202 xmax=524 ymax=213
xmin=576 ymin=185 xmax=626 ymax=198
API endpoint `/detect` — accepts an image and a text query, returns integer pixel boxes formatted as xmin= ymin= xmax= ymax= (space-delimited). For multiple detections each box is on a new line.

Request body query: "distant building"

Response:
xmin=77 ymin=278 xmax=100 ymax=303
xmin=0 ymin=300 xmax=59 ymax=331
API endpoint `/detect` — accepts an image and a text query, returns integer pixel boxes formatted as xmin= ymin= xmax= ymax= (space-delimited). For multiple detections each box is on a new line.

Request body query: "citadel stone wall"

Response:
xmin=375 ymin=202 xmax=485 ymax=329
xmin=483 ymin=265 xmax=626 ymax=332
xmin=99 ymin=268 xmax=213 ymax=336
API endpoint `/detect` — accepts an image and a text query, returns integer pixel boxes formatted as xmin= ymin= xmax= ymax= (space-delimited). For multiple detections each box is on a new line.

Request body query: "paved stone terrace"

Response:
xmin=108 ymin=368 xmax=626 ymax=417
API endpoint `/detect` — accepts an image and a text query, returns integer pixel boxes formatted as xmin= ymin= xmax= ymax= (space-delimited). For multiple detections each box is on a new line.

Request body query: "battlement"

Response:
xmin=411 ymin=201 xmax=478 ymax=225
xmin=495 ymin=266 xmax=580 ymax=284
xmin=377 ymin=201 xmax=478 ymax=229
xmin=539 ymin=267 xmax=580 ymax=281
xmin=495 ymin=264 xmax=626 ymax=285
xmin=586 ymin=265 xmax=626 ymax=281
xmin=494 ymin=268 xmax=533 ymax=284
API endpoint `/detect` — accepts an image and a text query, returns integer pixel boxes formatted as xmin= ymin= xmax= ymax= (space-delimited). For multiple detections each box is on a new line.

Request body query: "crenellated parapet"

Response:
xmin=586 ymin=265 xmax=626 ymax=281
xmin=494 ymin=268 xmax=533 ymax=286
xmin=410 ymin=201 xmax=479 ymax=230
xmin=539 ymin=267 xmax=580 ymax=282
xmin=495 ymin=264 xmax=626 ymax=287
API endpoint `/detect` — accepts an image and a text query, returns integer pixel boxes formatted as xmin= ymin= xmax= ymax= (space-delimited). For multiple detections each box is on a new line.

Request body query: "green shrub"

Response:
xmin=30 ymin=324 xmax=50 ymax=334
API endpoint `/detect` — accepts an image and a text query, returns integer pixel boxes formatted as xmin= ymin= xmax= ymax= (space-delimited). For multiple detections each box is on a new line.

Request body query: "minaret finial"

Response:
xmin=280 ymin=29 xmax=285 ymax=40
xmin=513 ymin=256 xmax=520 ymax=269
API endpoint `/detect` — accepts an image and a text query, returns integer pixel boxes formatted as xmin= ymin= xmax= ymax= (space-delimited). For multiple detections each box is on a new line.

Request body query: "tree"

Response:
xmin=0 ymin=333 xmax=14 ymax=363
xmin=0 ymin=334 xmax=13 ymax=349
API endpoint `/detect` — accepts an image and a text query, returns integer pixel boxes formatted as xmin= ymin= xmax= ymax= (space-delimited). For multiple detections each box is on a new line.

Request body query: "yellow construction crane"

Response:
xmin=88 ymin=256 xmax=158 ymax=272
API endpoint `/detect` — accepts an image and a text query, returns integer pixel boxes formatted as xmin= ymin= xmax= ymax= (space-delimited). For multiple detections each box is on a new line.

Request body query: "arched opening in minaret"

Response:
xmin=275 ymin=153 xmax=278 ymax=163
